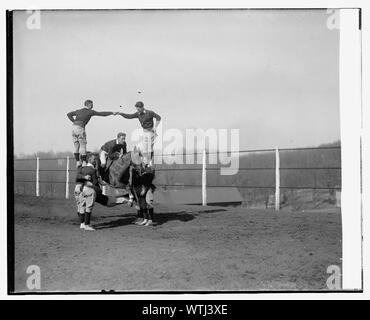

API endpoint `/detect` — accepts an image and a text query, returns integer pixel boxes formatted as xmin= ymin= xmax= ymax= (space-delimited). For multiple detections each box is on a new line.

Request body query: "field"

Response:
xmin=13 ymin=195 xmax=342 ymax=292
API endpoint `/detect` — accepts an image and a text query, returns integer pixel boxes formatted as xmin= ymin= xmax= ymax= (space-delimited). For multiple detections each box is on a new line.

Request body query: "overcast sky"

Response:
xmin=13 ymin=9 xmax=340 ymax=155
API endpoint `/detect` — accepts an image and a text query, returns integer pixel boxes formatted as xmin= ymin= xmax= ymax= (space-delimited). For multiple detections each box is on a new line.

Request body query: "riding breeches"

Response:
xmin=74 ymin=184 xmax=85 ymax=214
xmin=71 ymin=125 xmax=87 ymax=155
xmin=138 ymin=129 xmax=156 ymax=163
xmin=82 ymin=186 xmax=97 ymax=213
xmin=99 ymin=150 xmax=108 ymax=166
xmin=146 ymin=188 xmax=154 ymax=208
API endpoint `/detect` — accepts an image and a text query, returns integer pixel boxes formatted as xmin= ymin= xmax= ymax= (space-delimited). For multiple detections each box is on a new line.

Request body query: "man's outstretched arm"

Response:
xmin=92 ymin=111 xmax=115 ymax=117
xmin=118 ymin=111 xmax=138 ymax=119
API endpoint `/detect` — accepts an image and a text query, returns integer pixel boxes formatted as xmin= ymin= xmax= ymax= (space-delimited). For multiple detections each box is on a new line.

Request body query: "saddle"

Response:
xmin=98 ymin=147 xmax=155 ymax=191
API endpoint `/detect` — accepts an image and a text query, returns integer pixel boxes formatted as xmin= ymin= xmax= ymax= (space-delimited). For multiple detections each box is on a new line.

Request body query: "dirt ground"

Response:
xmin=12 ymin=195 xmax=342 ymax=293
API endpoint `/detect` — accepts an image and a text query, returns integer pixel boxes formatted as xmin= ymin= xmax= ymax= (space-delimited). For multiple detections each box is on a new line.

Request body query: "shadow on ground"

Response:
xmin=94 ymin=211 xmax=196 ymax=229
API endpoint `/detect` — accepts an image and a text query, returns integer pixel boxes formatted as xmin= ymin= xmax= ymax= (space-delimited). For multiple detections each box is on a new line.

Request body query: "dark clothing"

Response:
xmin=77 ymin=212 xmax=85 ymax=224
xmin=76 ymin=165 xmax=100 ymax=193
xmin=137 ymin=209 xmax=144 ymax=219
xmin=96 ymin=193 xmax=109 ymax=206
xmin=84 ymin=212 xmax=91 ymax=225
xmin=148 ymin=208 xmax=154 ymax=220
xmin=67 ymin=108 xmax=113 ymax=128
xmin=76 ymin=165 xmax=109 ymax=206
xmin=101 ymin=139 xmax=127 ymax=159
xmin=120 ymin=109 xmax=161 ymax=130
xmin=143 ymin=208 xmax=154 ymax=220
xmin=131 ymin=164 xmax=156 ymax=191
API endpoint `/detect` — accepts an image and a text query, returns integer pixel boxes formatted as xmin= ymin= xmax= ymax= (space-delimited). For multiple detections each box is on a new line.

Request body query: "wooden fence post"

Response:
xmin=202 ymin=149 xmax=207 ymax=206
xmin=65 ymin=156 xmax=70 ymax=199
xmin=275 ymin=147 xmax=280 ymax=211
xmin=36 ymin=157 xmax=40 ymax=197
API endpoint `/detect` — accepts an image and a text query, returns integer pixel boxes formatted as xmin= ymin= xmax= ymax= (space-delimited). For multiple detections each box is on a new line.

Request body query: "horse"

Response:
xmin=98 ymin=146 xmax=157 ymax=224
xmin=98 ymin=146 xmax=141 ymax=188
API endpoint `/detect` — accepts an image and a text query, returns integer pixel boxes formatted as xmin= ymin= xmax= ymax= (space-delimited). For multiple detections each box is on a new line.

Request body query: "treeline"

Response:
xmin=154 ymin=141 xmax=341 ymax=207
xmin=14 ymin=150 xmax=99 ymax=159
xmin=155 ymin=141 xmax=341 ymax=187
xmin=14 ymin=141 xmax=341 ymax=207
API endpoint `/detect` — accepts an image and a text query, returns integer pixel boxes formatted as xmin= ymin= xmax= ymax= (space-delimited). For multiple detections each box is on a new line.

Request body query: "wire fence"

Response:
xmin=13 ymin=146 xmax=342 ymax=208
xmin=14 ymin=146 xmax=341 ymax=161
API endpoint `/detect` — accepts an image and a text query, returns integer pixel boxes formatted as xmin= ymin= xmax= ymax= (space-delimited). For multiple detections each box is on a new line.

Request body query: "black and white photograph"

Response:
xmin=5 ymin=4 xmax=364 ymax=296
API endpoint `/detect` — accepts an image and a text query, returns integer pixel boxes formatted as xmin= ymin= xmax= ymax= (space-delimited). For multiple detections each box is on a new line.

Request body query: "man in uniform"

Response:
xmin=74 ymin=153 xmax=131 ymax=231
xmin=99 ymin=132 xmax=127 ymax=169
xmin=118 ymin=101 xmax=161 ymax=165
xmin=67 ymin=99 xmax=116 ymax=167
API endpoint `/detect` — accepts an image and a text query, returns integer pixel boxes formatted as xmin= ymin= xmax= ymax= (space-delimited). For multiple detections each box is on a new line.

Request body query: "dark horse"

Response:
xmin=97 ymin=147 xmax=156 ymax=224
xmin=97 ymin=147 xmax=141 ymax=188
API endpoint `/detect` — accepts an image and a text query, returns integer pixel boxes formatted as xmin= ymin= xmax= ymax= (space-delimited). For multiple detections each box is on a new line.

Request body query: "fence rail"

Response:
xmin=13 ymin=166 xmax=342 ymax=172
xmin=14 ymin=146 xmax=341 ymax=161
xmin=14 ymin=146 xmax=341 ymax=209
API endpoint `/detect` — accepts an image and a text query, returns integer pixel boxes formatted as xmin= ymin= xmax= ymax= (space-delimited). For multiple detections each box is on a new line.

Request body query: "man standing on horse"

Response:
xmin=99 ymin=132 xmax=127 ymax=169
xmin=118 ymin=101 xmax=161 ymax=165
xmin=67 ymin=99 xmax=117 ymax=167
